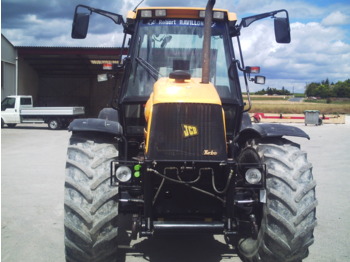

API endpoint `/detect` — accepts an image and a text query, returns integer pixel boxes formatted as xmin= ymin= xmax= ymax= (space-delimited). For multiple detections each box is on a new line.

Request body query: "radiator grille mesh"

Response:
xmin=147 ymin=103 xmax=227 ymax=161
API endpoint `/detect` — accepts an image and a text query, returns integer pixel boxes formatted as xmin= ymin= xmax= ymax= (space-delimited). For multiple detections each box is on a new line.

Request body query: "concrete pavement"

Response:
xmin=1 ymin=118 xmax=350 ymax=262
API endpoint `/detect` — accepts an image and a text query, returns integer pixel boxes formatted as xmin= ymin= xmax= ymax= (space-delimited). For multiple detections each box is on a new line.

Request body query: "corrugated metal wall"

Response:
xmin=1 ymin=35 xmax=17 ymax=100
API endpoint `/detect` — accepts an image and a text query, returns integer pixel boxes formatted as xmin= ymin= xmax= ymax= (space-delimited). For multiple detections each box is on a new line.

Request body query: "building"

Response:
xmin=1 ymin=34 xmax=17 ymax=99
xmin=1 ymin=34 xmax=126 ymax=116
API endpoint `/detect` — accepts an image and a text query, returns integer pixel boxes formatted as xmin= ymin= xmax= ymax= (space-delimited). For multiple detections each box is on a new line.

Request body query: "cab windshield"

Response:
xmin=123 ymin=19 xmax=237 ymax=101
xmin=1 ymin=97 xmax=16 ymax=111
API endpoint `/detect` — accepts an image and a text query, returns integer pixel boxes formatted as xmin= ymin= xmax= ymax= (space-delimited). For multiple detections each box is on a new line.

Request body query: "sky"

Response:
xmin=2 ymin=0 xmax=350 ymax=93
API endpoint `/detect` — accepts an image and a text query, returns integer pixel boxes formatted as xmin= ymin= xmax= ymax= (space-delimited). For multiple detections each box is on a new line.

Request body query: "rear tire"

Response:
xmin=238 ymin=138 xmax=317 ymax=262
xmin=48 ymin=119 xmax=61 ymax=130
xmin=64 ymin=132 xmax=119 ymax=262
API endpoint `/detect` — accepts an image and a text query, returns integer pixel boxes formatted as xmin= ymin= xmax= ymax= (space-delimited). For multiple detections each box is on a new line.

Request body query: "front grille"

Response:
xmin=147 ymin=103 xmax=227 ymax=161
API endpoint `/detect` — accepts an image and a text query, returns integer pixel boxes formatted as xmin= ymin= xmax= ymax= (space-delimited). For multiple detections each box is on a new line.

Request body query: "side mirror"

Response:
xmin=72 ymin=12 xmax=90 ymax=39
xmin=253 ymin=75 xmax=266 ymax=85
xmin=236 ymin=9 xmax=291 ymax=43
xmin=97 ymin=73 xmax=115 ymax=82
xmin=274 ymin=17 xmax=291 ymax=43
xmin=72 ymin=5 xmax=125 ymax=39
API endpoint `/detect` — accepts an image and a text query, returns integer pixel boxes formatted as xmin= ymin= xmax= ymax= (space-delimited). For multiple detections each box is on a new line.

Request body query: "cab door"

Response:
xmin=1 ymin=97 xmax=20 ymax=124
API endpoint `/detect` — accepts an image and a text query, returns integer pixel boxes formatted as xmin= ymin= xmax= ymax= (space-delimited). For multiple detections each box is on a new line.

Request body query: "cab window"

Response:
xmin=20 ymin=97 xmax=32 ymax=105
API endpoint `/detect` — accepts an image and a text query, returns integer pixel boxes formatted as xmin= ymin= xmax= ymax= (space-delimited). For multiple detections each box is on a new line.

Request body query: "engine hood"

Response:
xmin=145 ymin=77 xmax=221 ymax=121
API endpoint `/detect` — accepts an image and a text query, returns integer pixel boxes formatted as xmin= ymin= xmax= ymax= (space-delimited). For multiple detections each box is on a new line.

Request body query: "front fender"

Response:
xmin=68 ymin=118 xmax=123 ymax=136
xmin=234 ymin=123 xmax=310 ymax=145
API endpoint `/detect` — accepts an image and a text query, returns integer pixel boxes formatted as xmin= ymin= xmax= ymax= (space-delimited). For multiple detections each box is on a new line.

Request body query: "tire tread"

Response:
xmin=64 ymin=133 xmax=119 ymax=262
xmin=238 ymin=138 xmax=317 ymax=262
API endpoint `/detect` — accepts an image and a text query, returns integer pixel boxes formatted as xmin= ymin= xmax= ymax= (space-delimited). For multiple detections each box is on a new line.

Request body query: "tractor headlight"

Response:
xmin=245 ymin=168 xmax=262 ymax=184
xmin=116 ymin=166 xmax=132 ymax=182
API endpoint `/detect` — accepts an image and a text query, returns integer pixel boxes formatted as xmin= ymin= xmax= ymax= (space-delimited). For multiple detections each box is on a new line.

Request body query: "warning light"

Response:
xmin=103 ymin=63 xmax=113 ymax=70
xmin=246 ymin=66 xmax=260 ymax=74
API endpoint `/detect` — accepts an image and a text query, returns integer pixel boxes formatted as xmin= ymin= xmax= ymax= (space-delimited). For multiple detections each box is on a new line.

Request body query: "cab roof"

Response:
xmin=127 ymin=7 xmax=237 ymax=22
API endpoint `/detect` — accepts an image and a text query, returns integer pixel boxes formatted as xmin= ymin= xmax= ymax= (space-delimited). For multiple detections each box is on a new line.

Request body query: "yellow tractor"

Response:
xmin=65 ymin=1 xmax=317 ymax=261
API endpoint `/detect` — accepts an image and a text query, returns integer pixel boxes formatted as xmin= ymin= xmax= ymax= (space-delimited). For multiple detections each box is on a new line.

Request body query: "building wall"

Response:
xmin=38 ymin=77 xmax=118 ymax=117
xmin=1 ymin=35 xmax=17 ymax=100
xmin=17 ymin=57 xmax=39 ymax=102
xmin=89 ymin=77 xmax=118 ymax=117
xmin=38 ymin=77 xmax=91 ymax=108
xmin=2 ymin=42 xmax=122 ymax=116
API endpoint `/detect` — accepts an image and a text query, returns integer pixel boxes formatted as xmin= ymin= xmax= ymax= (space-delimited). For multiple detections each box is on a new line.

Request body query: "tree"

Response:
xmin=255 ymin=87 xmax=291 ymax=95
xmin=321 ymin=78 xmax=330 ymax=87
xmin=304 ymin=79 xmax=350 ymax=98
xmin=255 ymin=88 xmax=266 ymax=95
xmin=305 ymin=82 xmax=319 ymax=97
xmin=333 ymin=80 xmax=350 ymax=98
xmin=316 ymin=84 xmax=332 ymax=98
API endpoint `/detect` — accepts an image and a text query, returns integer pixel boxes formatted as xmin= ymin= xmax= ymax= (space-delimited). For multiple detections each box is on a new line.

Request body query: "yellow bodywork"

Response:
xmin=145 ymin=77 xmax=222 ymax=120
xmin=144 ymin=77 xmax=226 ymax=153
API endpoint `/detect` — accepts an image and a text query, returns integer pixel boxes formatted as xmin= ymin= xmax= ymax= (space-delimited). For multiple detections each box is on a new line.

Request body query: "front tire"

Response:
xmin=64 ymin=132 xmax=119 ymax=262
xmin=238 ymin=138 xmax=317 ymax=262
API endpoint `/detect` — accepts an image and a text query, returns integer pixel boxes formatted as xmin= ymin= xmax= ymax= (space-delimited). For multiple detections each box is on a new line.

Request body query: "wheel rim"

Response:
xmin=50 ymin=120 xmax=58 ymax=129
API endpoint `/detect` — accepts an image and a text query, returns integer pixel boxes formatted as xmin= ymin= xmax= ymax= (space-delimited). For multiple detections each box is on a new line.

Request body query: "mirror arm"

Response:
xmin=76 ymin=4 xmax=125 ymax=25
xmin=236 ymin=9 xmax=289 ymax=34
xmin=233 ymin=59 xmax=245 ymax=72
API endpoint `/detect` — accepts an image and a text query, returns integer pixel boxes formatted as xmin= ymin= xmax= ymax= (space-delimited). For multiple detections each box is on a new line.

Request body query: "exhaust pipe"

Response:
xmin=201 ymin=0 xmax=216 ymax=84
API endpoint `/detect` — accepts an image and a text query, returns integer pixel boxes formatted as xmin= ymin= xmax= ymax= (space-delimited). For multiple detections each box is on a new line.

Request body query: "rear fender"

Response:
xmin=234 ymin=123 xmax=309 ymax=146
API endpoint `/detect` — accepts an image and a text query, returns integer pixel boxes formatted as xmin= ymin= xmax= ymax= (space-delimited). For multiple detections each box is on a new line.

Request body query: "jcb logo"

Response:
xmin=182 ymin=124 xmax=198 ymax=138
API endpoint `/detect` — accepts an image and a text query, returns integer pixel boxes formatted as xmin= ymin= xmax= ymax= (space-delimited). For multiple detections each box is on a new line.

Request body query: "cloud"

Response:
xmin=2 ymin=0 xmax=350 ymax=93
xmin=322 ymin=11 xmax=350 ymax=26
xmin=1 ymin=0 xmax=133 ymax=46
xmin=235 ymin=19 xmax=350 ymax=92
xmin=219 ymin=0 xmax=324 ymax=20
xmin=2 ymin=14 xmax=72 ymax=46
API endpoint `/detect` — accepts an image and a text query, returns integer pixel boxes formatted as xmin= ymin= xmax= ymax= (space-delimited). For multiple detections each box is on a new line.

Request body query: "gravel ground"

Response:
xmin=1 ymin=117 xmax=350 ymax=262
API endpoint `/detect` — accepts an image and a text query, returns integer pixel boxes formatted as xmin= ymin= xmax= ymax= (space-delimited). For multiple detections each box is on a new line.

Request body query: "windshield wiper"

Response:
xmin=135 ymin=57 xmax=162 ymax=81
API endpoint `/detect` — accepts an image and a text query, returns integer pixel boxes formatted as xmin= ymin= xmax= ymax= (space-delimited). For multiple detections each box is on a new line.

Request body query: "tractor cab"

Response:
xmin=119 ymin=8 xmax=243 ymax=155
xmin=71 ymin=5 xmax=290 ymax=158
xmin=121 ymin=8 xmax=239 ymax=102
